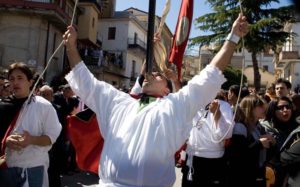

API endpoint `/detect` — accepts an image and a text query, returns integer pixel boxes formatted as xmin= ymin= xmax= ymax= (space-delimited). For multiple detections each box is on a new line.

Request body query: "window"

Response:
xmin=92 ymin=17 xmax=95 ymax=28
xmin=108 ymin=27 xmax=116 ymax=40
xmin=131 ymin=60 xmax=136 ymax=77
xmin=263 ymin=65 xmax=268 ymax=72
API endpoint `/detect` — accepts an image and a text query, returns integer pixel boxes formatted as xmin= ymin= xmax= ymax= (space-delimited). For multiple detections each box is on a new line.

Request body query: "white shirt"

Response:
xmin=6 ymin=96 xmax=62 ymax=187
xmin=66 ymin=62 xmax=226 ymax=187
xmin=187 ymin=100 xmax=234 ymax=159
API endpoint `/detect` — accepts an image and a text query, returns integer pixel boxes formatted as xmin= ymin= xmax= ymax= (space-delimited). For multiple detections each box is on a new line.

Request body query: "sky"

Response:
xmin=116 ymin=0 xmax=293 ymax=38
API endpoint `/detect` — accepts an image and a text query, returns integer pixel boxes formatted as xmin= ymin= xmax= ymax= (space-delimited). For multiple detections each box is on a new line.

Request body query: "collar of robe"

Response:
xmin=138 ymin=94 xmax=159 ymax=112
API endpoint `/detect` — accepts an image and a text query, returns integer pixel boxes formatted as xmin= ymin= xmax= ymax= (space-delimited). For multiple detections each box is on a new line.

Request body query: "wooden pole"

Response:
xmin=146 ymin=0 xmax=156 ymax=74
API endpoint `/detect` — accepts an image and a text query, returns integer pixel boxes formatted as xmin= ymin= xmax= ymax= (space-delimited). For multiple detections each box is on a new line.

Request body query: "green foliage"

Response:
xmin=191 ymin=0 xmax=295 ymax=90
xmin=191 ymin=0 xmax=295 ymax=52
xmin=222 ymin=66 xmax=247 ymax=90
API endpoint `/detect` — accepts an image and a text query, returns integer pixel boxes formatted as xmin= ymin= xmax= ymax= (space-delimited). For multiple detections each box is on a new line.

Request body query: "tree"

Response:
xmin=191 ymin=0 xmax=295 ymax=91
xmin=222 ymin=65 xmax=247 ymax=90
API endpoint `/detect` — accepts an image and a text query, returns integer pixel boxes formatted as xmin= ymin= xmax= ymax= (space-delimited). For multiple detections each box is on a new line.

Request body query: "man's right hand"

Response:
xmin=231 ymin=13 xmax=249 ymax=38
xmin=63 ymin=26 xmax=82 ymax=68
xmin=63 ymin=26 xmax=78 ymax=51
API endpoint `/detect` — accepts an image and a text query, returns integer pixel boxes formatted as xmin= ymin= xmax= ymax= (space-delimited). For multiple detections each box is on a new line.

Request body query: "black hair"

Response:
xmin=229 ymin=84 xmax=240 ymax=97
xmin=166 ymin=79 xmax=173 ymax=93
xmin=8 ymin=62 xmax=33 ymax=81
xmin=265 ymin=96 xmax=293 ymax=122
xmin=275 ymin=78 xmax=292 ymax=89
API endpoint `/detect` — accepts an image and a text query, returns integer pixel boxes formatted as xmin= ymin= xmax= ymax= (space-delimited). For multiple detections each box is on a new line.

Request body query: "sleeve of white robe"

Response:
xmin=40 ymin=99 xmax=62 ymax=145
xmin=208 ymin=100 xmax=234 ymax=141
xmin=163 ymin=64 xmax=226 ymax=149
xmin=65 ymin=61 xmax=130 ymax=137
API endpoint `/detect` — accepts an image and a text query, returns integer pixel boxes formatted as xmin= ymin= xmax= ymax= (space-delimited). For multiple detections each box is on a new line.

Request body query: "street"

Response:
xmin=61 ymin=168 xmax=183 ymax=187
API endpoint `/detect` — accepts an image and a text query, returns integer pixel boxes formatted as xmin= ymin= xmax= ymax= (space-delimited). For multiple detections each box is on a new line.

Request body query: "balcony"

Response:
xmin=279 ymin=51 xmax=299 ymax=61
xmin=277 ymin=45 xmax=300 ymax=67
xmin=128 ymin=38 xmax=146 ymax=53
xmin=0 ymin=0 xmax=72 ymax=29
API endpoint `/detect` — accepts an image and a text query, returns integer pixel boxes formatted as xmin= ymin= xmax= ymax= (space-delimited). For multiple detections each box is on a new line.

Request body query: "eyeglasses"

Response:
xmin=276 ymin=104 xmax=292 ymax=111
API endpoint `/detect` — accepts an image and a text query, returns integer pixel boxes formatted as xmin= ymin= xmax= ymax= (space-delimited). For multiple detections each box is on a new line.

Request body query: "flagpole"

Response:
xmin=146 ymin=0 xmax=156 ymax=74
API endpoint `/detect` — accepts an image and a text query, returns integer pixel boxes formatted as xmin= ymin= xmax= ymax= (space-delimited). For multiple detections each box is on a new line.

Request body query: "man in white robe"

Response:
xmin=63 ymin=14 xmax=249 ymax=187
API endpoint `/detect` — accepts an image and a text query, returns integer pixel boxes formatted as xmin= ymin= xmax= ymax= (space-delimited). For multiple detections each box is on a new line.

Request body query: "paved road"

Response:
xmin=61 ymin=168 xmax=183 ymax=187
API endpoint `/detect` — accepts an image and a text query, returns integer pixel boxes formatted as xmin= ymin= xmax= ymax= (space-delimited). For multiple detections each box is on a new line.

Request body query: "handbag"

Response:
xmin=0 ymin=111 xmax=20 ymax=169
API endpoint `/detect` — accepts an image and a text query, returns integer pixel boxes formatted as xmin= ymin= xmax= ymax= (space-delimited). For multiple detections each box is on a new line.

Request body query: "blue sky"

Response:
xmin=116 ymin=0 xmax=293 ymax=38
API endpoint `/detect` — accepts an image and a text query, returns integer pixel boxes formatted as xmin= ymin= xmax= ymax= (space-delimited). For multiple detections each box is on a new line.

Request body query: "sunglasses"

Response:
xmin=276 ymin=104 xmax=292 ymax=111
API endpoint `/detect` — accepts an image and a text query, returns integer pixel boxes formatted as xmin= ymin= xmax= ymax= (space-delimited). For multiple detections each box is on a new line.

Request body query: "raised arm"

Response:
xmin=210 ymin=14 xmax=249 ymax=71
xmin=63 ymin=26 xmax=82 ymax=69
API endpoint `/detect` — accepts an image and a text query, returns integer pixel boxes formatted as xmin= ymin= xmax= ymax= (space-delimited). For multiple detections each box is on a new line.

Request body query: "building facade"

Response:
xmin=196 ymin=44 xmax=275 ymax=89
xmin=275 ymin=20 xmax=300 ymax=91
xmin=97 ymin=7 xmax=173 ymax=89
xmin=0 ymin=0 xmax=77 ymax=83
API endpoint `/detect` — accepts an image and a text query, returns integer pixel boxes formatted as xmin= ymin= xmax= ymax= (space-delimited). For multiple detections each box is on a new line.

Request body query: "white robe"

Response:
xmin=6 ymin=96 xmax=62 ymax=187
xmin=66 ymin=61 xmax=226 ymax=187
xmin=187 ymin=100 xmax=234 ymax=159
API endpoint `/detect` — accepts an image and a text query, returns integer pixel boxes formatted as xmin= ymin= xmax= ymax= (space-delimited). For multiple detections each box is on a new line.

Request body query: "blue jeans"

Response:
xmin=27 ymin=166 xmax=44 ymax=187
xmin=0 ymin=165 xmax=44 ymax=187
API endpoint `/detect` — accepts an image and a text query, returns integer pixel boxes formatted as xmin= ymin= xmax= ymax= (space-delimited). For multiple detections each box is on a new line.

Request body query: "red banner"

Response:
xmin=168 ymin=0 xmax=194 ymax=80
xmin=67 ymin=109 xmax=103 ymax=174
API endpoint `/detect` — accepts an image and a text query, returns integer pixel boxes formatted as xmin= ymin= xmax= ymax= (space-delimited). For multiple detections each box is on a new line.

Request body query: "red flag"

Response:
xmin=168 ymin=0 xmax=193 ymax=80
xmin=67 ymin=109 xmax=104 ymax=174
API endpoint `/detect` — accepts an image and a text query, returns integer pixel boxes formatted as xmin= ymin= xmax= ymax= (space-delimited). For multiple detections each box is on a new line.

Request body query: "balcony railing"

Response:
xmin=279 ymin=45 xmax=300 ymax=61
xmin=25 ymin=0 xmax=52 ymax=3
xmin=279 ymin=51 xmax=299 ymax=61
xmin=0 ymin=0 xmax=71 ymax=22
xmin=128 ymin=38 xmax=146 ymax=51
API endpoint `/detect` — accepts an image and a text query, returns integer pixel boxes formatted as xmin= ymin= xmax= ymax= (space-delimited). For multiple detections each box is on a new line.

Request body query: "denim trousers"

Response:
xmin=0 ymin=165 xmax=44 ymax=187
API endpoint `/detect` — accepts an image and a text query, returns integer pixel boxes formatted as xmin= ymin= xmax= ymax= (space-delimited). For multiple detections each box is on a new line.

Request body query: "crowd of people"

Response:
xmin=0 ymin=13 xmax=299 ymax=187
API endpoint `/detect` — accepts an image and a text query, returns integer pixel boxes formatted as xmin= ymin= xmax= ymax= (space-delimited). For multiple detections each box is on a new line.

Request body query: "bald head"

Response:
xmin=40 ymin=85 xmax=54 ymax=102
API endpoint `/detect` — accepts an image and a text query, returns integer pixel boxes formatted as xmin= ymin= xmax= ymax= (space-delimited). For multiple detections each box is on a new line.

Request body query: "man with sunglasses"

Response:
xmin=63 ymin=14 xmax=249 ymax=186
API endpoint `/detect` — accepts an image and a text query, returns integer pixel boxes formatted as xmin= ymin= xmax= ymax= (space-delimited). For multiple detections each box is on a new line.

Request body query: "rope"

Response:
xmin=207 ymin=0 xmax=246 ymax=144
xmin=12 ymin=0 xmax=79 ymax=132
xmin=153 ymin=0 xmax=171 ymax=72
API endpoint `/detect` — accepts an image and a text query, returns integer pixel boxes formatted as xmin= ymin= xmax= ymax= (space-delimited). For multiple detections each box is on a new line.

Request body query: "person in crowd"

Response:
xmin=0 ymin=75 xmax=5 ymax=97
xmin=227 ymin=85 xmax=249 ymax=109
xmin=291 ymin=94 xmax=300 ymax=117
xmin=1 ymin=81 xmax=12 ymax=99
xmin=226 ymin=95 xmax=275 ymax=187
xmin=275 ymin=78 xmax=292 ymax=98
xmin=280 ymin=124 xmax=300 ymax=187
xmin=261 ymin=96 xmax=299 ymax=187
xmin=62 ymin=14 xmax=249 ymax=186
xmin=53 ymin=83 xmax=80 ymax=173
xmin=264 ymin=83 xmax=277 ymax=103
xmin=181 ymin=90 xmax=233 ymax=187
xmin=0 ymin=62 xmax=61 ymax=187
xmin=39 ymin=85 xmax=65 ymax=187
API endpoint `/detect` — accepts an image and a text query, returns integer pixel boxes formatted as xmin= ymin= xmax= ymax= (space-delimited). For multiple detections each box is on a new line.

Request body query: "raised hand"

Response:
xmin=231 ymin=13 xmax=249 ymax=38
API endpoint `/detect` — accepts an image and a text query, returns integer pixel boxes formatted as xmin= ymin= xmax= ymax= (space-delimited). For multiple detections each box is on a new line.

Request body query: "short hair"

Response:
xmin=275 ymin=78 xmax=292 ymax=89
xmin=229 ymin=84 xmax=240 ymax=97
xmin=8 ymin=62 xmax=33 ymax=80
xmin=166 ymin=79 xmax=173 ymax=93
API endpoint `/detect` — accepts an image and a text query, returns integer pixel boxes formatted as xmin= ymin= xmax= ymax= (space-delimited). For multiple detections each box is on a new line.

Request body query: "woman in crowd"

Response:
xmin=226 ymin=95 xmax=275 ymax=187
xmin=261 ymin=96 xmax=298 ymax=187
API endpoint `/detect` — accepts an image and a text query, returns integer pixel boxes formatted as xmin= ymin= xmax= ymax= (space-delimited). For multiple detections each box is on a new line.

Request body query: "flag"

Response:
xmin=67 ymin=109 xmax=104 ymax=174
xmin=168 ymin=0 xmax=193 ymax=80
